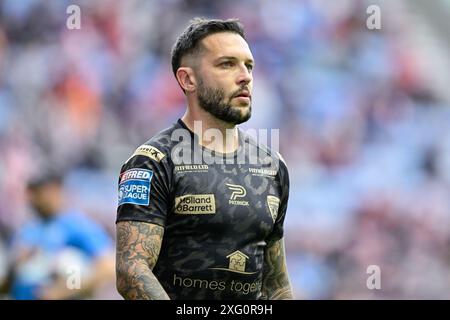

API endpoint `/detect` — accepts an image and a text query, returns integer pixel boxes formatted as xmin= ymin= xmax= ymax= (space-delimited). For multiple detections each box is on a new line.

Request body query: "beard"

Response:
xmin=197 ymin=78 xmax=251 ymax=125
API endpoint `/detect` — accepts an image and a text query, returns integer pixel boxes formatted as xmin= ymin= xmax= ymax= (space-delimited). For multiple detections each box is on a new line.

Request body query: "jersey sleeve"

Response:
xmin=266 ymin=157 xmax=290 ymax=243
xmin=116 ymin=144 xmax=173 ymax=228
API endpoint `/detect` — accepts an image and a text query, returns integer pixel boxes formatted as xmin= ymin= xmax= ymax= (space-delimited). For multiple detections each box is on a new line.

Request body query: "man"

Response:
xmin=9 ymin=174 xmax=115 ymax=299
xmin=116 ymin=18 xmax=292 ymax=300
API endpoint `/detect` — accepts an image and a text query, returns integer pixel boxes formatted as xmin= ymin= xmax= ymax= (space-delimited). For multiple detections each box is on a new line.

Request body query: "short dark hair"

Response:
xmin=171 ymin=17 xmax=246 ymax=77
xmin=27 ymin=172 xmax=63 ymax=191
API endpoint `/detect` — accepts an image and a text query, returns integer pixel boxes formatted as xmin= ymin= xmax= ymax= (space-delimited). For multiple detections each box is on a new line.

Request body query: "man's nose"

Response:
xmin=236 ymin=65 xmax=252 ymax=85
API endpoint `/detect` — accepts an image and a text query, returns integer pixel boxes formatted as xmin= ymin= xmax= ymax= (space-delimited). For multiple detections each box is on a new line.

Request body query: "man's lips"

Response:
xmin=233 ymin=90 xmax=251 ymax=99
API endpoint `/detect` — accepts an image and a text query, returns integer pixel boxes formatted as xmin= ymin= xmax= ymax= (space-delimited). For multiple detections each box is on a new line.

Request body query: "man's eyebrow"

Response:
xmin=215 ymin=56 xmax=255 ymax=64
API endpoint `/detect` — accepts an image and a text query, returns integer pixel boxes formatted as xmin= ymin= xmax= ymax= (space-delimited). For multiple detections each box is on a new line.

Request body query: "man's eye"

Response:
xmin=221 ymin=61 xmax=234 ymax=68
xmin=246 ymin=64 xmax=254 ymax=72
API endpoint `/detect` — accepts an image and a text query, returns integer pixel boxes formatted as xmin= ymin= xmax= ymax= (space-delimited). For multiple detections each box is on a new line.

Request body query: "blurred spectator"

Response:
xmin=7 ymin=174 xmax=115 ymax=300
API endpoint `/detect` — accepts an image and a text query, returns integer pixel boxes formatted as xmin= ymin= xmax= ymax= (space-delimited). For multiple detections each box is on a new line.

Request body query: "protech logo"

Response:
xmin=174 ymin=194 xmax=216 ymax=214
xmin=226 ymin=184 xmax=249 ymax=206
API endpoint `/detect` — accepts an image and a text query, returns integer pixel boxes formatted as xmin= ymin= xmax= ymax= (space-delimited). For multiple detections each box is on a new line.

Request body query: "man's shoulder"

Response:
xmin=144 ymin=122 xmax=183 ymax=153
xmin=124 ymin=121 xmax=183 ymax=166
xmin=239 ymin=128 xmax=288 ymax=168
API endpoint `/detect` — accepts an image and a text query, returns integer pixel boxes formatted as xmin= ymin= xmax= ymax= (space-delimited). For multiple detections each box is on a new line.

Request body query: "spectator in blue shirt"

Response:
xmin=9 ymin=174 xmax=115 ymax=300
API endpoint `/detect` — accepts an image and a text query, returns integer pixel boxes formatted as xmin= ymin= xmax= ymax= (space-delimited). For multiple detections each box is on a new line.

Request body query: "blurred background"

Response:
xmin=1 ymin=0 xmax=450 ymax=299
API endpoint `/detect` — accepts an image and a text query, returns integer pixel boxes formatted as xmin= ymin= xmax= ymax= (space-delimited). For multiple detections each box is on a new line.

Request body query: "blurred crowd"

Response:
xmin=1 ymin=0 xmax=450 ymax=299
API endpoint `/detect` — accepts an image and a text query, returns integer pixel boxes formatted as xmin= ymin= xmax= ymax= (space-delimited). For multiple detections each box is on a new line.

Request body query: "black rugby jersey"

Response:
xmin=116 ymin=119 xmax=290 ymax=299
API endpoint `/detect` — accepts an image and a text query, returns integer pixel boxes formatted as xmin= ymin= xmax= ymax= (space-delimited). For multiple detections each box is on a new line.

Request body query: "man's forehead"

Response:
xmin=201 ymin=32 xmax=253 ymax=60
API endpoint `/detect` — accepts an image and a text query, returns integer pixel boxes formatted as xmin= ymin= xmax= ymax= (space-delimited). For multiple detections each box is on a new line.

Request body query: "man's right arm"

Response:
xmin=116 ymin=221 xmax=170 ymax=300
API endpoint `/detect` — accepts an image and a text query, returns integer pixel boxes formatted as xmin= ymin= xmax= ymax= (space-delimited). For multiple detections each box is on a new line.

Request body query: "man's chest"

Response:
xmin=166 ymin=163 xmax=282 ymax=238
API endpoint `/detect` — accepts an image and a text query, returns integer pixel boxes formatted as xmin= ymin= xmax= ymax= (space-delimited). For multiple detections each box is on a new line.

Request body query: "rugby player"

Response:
xmin=116 ymin=18 xmax=292 ymax=300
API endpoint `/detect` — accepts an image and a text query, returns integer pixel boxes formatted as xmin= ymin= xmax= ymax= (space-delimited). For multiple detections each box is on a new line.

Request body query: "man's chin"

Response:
xmin=214 ymin=111 xmax=251 ymax=125
xmin=230 ymin=107 xmax=252 ymax=124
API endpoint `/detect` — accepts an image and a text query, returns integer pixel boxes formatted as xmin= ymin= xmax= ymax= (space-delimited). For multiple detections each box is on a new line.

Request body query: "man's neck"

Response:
xmin=181 ymin=109 xmax=239 ymax=154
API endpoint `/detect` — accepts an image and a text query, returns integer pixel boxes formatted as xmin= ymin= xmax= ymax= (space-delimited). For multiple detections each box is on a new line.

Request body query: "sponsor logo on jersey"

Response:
xmin=267 ymin=195 xmax=280 ymax=222
xmin=128 ymin=145 xmax=166 ymax=163
xmin=227 ymin=250 xmax=249 ymax=272
xmin=226 ymin=183 xmax=249 ymax=206
xmin=174 ymin=194 xmax=216 ymax=214
xmin=174 ymin=164 xmax=209 ymax=173
xmin=249 ymin=167 xmax=277 ymax=177
xmin=118 ymin=169 xmax=153 ymax=206
xmin=209 ymin=250 xmax=256 ymax=275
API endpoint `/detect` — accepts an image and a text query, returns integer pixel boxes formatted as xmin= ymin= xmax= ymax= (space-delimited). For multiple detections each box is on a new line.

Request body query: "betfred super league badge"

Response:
xmin=118 ymin=169 xmax=153 ymax=206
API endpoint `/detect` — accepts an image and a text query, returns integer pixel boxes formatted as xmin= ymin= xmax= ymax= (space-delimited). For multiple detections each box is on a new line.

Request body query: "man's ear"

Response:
xmin=176 ymin=67 xmax=197 ymax=93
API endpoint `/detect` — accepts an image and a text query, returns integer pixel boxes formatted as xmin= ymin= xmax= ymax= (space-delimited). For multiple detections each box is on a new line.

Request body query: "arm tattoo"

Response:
xmin=116 ymin=221 xmax=170 ymax=300
xmin=262 ymin=238 xmax=294 ymax=300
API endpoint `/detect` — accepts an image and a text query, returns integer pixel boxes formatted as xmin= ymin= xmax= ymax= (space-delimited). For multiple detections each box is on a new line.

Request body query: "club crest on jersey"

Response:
xmin=118 ymin=169 xmax=153 ymax=206
xmin=267 ymin=196 xmax=280 ymax=222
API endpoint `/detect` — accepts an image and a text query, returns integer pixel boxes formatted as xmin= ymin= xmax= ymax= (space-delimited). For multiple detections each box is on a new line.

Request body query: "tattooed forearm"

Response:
xmin=116 ymin=221 xmax=170 ymax=300
xmin=262 ymin=238 xmax=293 ymax=300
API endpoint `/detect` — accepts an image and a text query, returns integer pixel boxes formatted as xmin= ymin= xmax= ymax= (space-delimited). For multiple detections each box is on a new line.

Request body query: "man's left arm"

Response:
xmin=262 ymin=237 xmax=293 ymax=300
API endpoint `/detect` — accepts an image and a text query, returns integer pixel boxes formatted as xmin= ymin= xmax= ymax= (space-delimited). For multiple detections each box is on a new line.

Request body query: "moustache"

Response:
xmin=230 ymin=87 xmax=252 ymax=100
